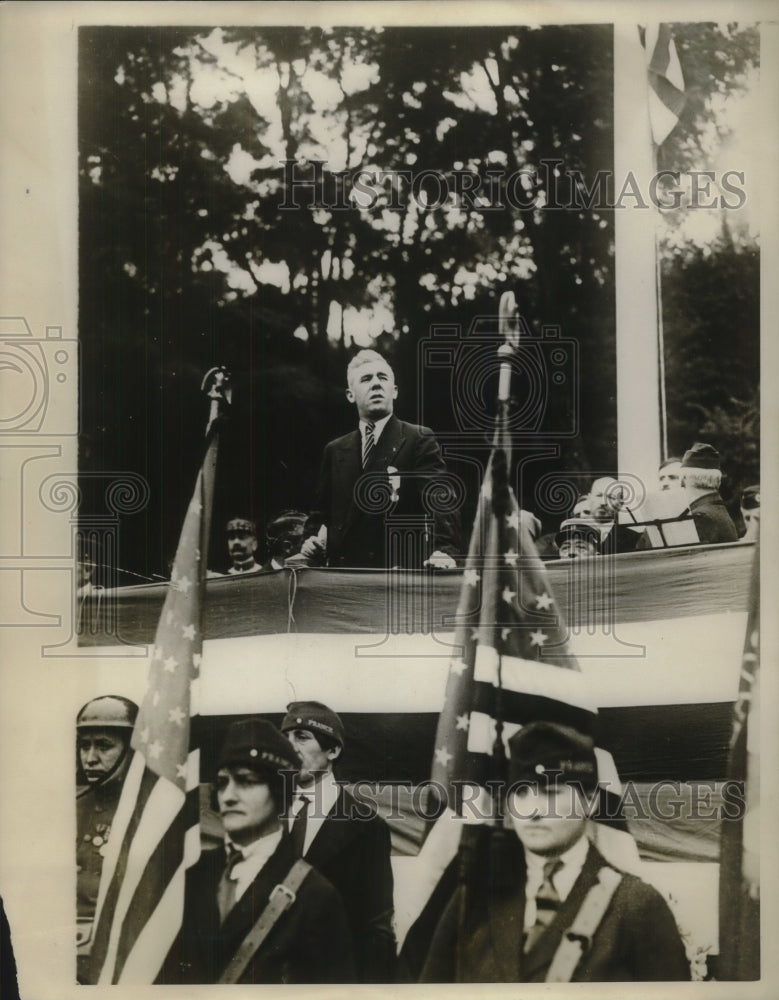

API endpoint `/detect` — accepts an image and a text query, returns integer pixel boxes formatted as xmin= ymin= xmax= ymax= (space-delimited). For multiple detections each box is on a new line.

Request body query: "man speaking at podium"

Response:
xmin=300 ymin=350 xmax=458 ymax=569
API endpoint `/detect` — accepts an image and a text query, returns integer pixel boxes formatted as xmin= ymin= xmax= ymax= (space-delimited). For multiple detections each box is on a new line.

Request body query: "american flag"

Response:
xmin=641 ymin=24 xmax=686 ymax=146
xmin=87 ymin=431 xmax=217 ymax=984
xmin=431 ymin=423 xmax=629 ymax=837
xmin=718 ymin=543 xmax=760 ymax=980
xmin=397 ymin=399 xmax=638 ymax=972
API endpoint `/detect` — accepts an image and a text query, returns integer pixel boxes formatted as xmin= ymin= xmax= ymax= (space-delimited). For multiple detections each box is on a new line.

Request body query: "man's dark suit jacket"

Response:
xmin=689 ymin=492 xmax=738 ymax=544
xmin=304 ymin=787 xmax=397 ymax=983
xmin=312 ymin=415 xmax=457 ymax=567
xmin=419 ymin=843 xmax=690 ymax=983
xmin=162 ymin=833 xmax=355 ymax=984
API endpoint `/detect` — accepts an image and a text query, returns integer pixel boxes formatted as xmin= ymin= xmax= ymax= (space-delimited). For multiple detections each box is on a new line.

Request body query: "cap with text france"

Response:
xmin=281 ymin=701 xmax=345 ymax=747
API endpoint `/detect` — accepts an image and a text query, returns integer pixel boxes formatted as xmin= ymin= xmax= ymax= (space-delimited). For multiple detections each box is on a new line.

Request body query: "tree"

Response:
xmin=78 ymin=22 xmax=760 ymax=576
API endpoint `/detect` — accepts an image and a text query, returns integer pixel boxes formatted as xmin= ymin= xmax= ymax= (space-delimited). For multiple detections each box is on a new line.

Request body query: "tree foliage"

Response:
xmin=78 ymin=22 xmax=760 ymax=576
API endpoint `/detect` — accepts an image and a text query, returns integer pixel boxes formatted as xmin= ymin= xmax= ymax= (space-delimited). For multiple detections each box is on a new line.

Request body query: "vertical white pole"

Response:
xmin=613 ymin=23 xmax=662 ymax=496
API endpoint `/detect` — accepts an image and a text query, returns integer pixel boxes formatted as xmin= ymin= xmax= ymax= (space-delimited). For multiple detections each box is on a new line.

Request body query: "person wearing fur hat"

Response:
xmin=164 ymin=718 xmax=355 ymax=984
xmin=281 ymin=700 xmax=397 ymax=982
xmin=680 ymin=443 xmax=738 ymax=545
xmin=420 ymin=721 xmax=690 ymax=983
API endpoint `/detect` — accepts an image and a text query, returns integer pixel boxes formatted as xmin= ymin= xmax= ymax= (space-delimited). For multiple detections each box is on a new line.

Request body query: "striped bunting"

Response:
xmin=718 ymin=543 xmax=760 ymax=979
xmin=88 ymin=430 xmax=217 ymax=984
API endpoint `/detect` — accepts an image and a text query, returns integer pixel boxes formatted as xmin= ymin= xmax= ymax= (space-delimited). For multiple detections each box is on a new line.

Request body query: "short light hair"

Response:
xmin=682 ymin=468 xmax=722 ymax=491
xmin=346 ymin=349 xmax=393 ymax=389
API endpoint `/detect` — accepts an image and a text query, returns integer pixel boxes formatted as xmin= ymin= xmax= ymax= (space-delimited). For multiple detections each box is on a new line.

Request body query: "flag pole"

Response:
xmin=491 ymin=291 xmax=521 ymax=807
xmin=88 ymin=367 xmax=231 ymax=985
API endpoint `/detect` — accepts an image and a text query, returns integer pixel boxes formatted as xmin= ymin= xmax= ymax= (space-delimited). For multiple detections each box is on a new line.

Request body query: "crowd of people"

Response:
xmin=76 ymin=698 xmax=692 ymax=984
xmin=74 ymin=347 xmax=758 ymax=982
xmin=206 ymin=349 xmax=757 ymax=575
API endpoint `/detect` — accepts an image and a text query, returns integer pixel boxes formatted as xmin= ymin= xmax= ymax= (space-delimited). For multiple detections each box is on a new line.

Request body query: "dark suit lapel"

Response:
xmin=367 ymin=415 xmax=405 ymax=471
xmin=334 ymin=430 xmax=362 ymax=482
xmin=333 ymin=432 xmax=362 ymax=537
xmin=304 ymin=789 xmax=360 ymax=870
xmin=520 ymin=843 xmax=604 ymax=981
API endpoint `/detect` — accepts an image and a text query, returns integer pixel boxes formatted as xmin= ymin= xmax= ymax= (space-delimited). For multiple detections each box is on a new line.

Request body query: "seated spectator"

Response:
xmin=262 ymin=510 xmax=308 ymax=571
xmin=585 ymin=478 xmax=638 ymax=554
xmin=555 ymin=519 xmax=601 ymax=559
xmin=658 ymin=457 xmax=683 ymax=492
xmin=225 ymin=517 xmax=262 ymax=575
xmin=739 ymin=485 xmax=760 ymax=542
xmin=570 ymin=495 xmax=592 ymax=518
xmin=679 ymin=443 xmax=738 ymax=545
xmin=77 ymin=535 xmax=101 ymax=596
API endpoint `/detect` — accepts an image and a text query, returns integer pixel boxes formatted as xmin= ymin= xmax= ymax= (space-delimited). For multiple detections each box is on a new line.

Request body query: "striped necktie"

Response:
xmin=362 ymin=422 xmax=375 ymax=468
xmin=524 ymin=859 xmax=562 ymax=952
xmin=217 ymin=846 xmax=244 ymax=923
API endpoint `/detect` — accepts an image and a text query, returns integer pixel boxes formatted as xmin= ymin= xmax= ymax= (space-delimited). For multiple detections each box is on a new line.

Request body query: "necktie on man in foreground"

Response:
xmin=524 ymin=859 xmax=562 ymax=952
xmin=362 ymin=422 xmax=375 ymax=468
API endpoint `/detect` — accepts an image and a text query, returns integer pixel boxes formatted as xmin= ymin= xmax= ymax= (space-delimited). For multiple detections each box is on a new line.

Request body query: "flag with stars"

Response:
xmin=398 ymin=420 xmax=637 ymax=977
xmin=88 ymin=430 xmax=218 ymax=985
xmin=431 ymin=441 xmax=608 ymax=803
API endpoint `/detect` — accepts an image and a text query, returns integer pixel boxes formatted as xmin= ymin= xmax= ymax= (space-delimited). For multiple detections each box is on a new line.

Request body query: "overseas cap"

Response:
xmin=281 ymin=701 xmax=345 ymax=748
xmin=507 ymin=721 xmax=598 ymax=791
xmin=76 ymin=695 xmax=138 ymax=730
xmin=219 ymin=718 xmax=299 ymax=774
xmin=741 ymin=485 xmax=760 ymax=510
xmin=681 ymin=442 xmax=721 ymax=470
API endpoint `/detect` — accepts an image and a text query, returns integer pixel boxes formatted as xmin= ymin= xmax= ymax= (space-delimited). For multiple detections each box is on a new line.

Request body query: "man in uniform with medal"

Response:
xmin=75 ymin=695 xmax=139 ymax=983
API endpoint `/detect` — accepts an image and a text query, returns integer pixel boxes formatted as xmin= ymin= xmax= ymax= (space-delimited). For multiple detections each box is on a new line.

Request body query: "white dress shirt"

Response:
xmin=223 ymin=827 xmax=283 ymax=904
xmin=360 ymin=413 xmax=391 ymax=448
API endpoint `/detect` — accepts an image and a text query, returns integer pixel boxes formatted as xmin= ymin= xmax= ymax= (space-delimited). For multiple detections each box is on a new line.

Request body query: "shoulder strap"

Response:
xmin=545 ymin=865 xmax=623 ymax=984
xmin=217 ymin=858 xmax=312 ymax=985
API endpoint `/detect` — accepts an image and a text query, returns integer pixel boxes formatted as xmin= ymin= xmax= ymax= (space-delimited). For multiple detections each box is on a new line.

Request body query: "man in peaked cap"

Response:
xmin=281 ymin=701 xmax=397 ymax=982
xmin=225 ymin=517 xmax=263 ymax=574
xmin=164 ymin=718 xmax=355 ymax=984
xmin=420 ymin=721 xmax=690 ymax=983
xmin=680 ymin=443 xmax=738 ymax=545
xmin=555 ymin=519 xmax=602 ymax=559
